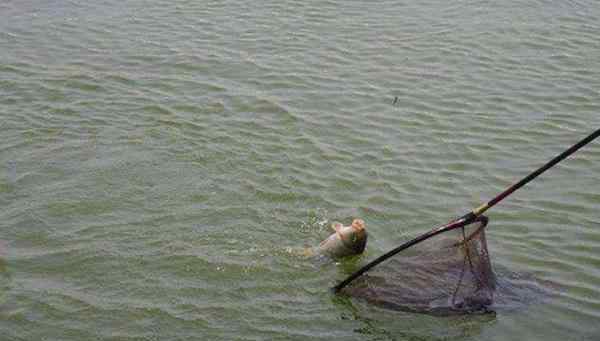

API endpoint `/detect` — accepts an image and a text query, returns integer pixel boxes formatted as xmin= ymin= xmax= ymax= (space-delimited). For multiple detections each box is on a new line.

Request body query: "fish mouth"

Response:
xmin=351 ymin=219 xmax=365 ymax=231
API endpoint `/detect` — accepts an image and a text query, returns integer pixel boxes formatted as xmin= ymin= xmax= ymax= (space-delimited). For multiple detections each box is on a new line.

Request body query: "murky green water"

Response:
xmin=1 ymin=1 xmax=600 ymax=340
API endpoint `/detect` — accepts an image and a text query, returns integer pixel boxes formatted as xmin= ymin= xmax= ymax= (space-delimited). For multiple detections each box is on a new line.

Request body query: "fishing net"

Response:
xmin=341 ymin=216 xmax=496 ymax=315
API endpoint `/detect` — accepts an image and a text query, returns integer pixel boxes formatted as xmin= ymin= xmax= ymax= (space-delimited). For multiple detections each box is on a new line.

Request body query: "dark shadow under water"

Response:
xmin=338 ymin=258 xmax=555 ymax=317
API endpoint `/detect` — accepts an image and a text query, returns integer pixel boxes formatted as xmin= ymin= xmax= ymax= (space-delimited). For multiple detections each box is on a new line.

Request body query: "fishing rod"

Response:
xmin=332 ymin=128 xmax=600 ymax=293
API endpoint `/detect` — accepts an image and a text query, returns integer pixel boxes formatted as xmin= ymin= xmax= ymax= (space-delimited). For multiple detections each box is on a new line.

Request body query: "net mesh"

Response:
xmin=341 ymin=216 xmax=496 ymax=315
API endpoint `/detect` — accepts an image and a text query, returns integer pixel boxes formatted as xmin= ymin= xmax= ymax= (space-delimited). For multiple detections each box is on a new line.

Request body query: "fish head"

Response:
xmin=351 ymin=219 xmax=365 ymax=232
xmin=318 ymin=219 xmax=368 ymax=258
xmin=344 ymin=218 xmax=367 ymax=254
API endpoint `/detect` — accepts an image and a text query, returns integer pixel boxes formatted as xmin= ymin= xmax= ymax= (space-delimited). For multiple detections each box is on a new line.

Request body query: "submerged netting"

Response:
xmin=341 ymin=216 xmax=496 ymax=315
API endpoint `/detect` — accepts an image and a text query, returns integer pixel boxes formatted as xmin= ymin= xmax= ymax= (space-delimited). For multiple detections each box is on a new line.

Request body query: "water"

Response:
xmin=1 ymin=0 xmax=599 ymax=340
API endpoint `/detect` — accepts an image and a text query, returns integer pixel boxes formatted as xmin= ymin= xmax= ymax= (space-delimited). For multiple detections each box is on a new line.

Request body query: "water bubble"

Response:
xmin=299 ymin=208 xmax=330 ymax=233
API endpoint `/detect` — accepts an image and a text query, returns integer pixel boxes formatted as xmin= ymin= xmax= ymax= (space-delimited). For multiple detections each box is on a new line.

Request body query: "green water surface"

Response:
xmin=1 ymin=1 xmax=600 ymax=340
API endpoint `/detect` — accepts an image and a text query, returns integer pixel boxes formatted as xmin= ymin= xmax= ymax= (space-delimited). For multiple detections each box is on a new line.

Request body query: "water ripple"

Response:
xmin=1 ymin=0 xmax=600 ymax=340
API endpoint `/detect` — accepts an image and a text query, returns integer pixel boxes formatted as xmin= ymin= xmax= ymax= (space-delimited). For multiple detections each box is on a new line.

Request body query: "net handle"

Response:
xmin=332 ymin=128 xmax=600 ymax=293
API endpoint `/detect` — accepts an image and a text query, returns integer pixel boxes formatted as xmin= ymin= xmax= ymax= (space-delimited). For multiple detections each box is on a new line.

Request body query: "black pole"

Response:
xmin=332 ymin=128 xmax=600 ymax=293
xmin=472 ymin=127 xmax=600 ymax=216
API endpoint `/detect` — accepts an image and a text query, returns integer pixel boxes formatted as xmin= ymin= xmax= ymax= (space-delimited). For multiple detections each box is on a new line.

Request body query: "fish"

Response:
xmin=316 ymin=219 xmax=367 ymax=258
